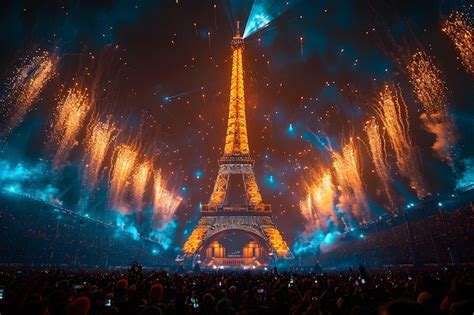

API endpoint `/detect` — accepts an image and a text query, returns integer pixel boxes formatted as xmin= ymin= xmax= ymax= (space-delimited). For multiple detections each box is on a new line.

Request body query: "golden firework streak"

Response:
xmin=364 ymin=117 xmax=395 ymax=208
xmin=109 ymin=144 xmax=139 ymax=214
xmin=442 ymin=12 xmax=474 ymax=75
xmin=331 ymin=139 xmax=369 ymax=223
xmin=407 ymin=50 xmax=447 ymax=115
xmin=299 ymin=169 xmax=338 ymax=233
xmin=3 ymin=50 xmax=58 ymax=132
xmin=374 ymin=84 xmax=428 ymax=198
xmin=131 ymin=160 xmax=152 ymax=212
xmin=52 ymin=87 xmax=91 ymax=168
xmin=153 ymin=169 xmax=182 ymax=224
xmin=83 ymin=117 xmax=117 ymax=187
xmin=407 ymin=50 xmax=457 ymax=164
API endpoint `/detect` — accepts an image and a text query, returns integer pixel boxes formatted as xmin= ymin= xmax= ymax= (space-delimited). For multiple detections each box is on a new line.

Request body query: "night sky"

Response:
xmin=0 ymin=0 xmax=473 ymax=250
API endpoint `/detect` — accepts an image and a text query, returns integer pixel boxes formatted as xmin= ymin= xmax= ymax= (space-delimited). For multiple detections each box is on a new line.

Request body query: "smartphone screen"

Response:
xmin=105 ymin=298 xmax=112 ymax=307
xmin=191 ymin=297 xmax=199 ymax=308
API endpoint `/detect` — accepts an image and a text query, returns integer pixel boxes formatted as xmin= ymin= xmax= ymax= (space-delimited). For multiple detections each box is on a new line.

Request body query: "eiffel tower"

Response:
xmin=183 ymin=22 xmax=293 ymax=265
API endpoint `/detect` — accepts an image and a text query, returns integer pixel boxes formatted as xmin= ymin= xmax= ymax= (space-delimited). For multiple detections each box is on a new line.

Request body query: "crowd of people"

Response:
xmin=1 ymin=188 xmax=474 ymax=314
xmin=0 ymin=264 xmax=473 ymax=314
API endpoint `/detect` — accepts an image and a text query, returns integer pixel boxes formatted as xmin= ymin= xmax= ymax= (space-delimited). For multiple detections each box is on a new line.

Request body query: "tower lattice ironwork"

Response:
xmin=183 ymin=23 xmax=293 ymax=261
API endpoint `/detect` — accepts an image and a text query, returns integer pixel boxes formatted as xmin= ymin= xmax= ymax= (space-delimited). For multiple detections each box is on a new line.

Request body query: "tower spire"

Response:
xmin=235 ymin=20 xmax=241 ymax=38
xmin=225 ymin=21 xmax=248 ymax=156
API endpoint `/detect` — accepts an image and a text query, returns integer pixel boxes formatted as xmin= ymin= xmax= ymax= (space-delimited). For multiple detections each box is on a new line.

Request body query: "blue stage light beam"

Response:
xmin=243 ymin=0 xmax=295 ymax=38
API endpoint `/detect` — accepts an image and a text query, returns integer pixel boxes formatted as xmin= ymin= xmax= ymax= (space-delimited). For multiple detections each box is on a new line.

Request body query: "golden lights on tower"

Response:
xmin=263 ymin=227 xmax=289 ymax=257
xmin=183 ymin=227 xmax=208 ymax=255
xmin=224 ymin=31 xmax=249 ymax=155
xmin=244 ymin=174 xmax=264 ymax=206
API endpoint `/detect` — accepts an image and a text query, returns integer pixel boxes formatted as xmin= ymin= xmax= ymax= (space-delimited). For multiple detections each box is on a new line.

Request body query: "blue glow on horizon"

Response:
xmin=115 ymin=215 xmax=140 ymax=240
xmin=0 ymin=160 xmax=61 ymax=204
xmin=456 ymin=158 xmax=474 ymax=190
xmin=150 ymin=220 xmax=177 ymax=250
xmin=293 ymin=230 xmax=341 ymax=255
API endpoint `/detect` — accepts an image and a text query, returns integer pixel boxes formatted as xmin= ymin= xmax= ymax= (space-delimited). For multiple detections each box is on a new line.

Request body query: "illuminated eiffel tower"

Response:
xmin=183 ymin=22 xmax=293 ymax=265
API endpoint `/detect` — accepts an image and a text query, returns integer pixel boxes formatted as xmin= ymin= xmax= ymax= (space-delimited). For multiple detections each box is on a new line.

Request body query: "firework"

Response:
xmin=2 ymin=50 xmax=58 ymax=133
xmin=152 ymin=169 xmax=182 ymax=224
xmin=364 ymin=117 xmax=395 ymax=209
xmin=132 ymin=160 xmax=152 ymax=212
xmin=158 ymin=190 xmax=182 ymax=223
xmin=407 ymin=50 xmax=447 ymax=115
xmin=374 ymin=84 xmax=428 ymax=198
xmin=331 ymin=139 xmax=369 ymax=224
xmin=51 ymin=87 xmax=91 ymax=168
xmin=83 ymin=117 xmax=117 ymax=188
xmin=407 ymin=51 xmax=457 ymax=164
xmin=299 ymin=169 xmax=338 ymax=233
xmin=300 ymin=36 xmax=304 ymax=58
xmin=442 ymin=12 xmax=474 ymax=75
xmin=152 ymin=169 xmax=164 ymax=210
xmin=109 ymin=144 xmax=139 ymax=214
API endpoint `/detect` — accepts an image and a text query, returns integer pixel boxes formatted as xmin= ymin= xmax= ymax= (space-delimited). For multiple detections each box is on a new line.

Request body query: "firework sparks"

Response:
xmin=364 ymin=117 xmax=395 ymax=209
xmin=299 ymin=169 xmax=338 ymax=233
xmin=300 ymin=36 xmax=304 ymax=58
xmin=442 ymin=12 xmax=474 ymax=75
xmin=132 ymin=160 xmax=152 ymax=212
xmin=109 ymin=144 xmax=139 ymax=214
xmin=374 ymin=84 xmax=428 ymax=198
xmin=158 ymin=190 xmax=182 ymax=223
xmin=407 ymin=50 xmax=457 ymax=164
xmin=83 ymin=117 xmax=117 ymax=188
xmin=407 ymin=50 xmax=447 ymax=115
xmin=2 ymin=50 xmax=58 ymax=133
xmin=152 ymin=169 xmax=164 ymax=210
xmin=331 ymin=139 xmax=369 ymax=224
xmin=152 ymin=169 xmax=182 ymax=225
xmin=51 ymin=87 xmax=92 ymax=168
